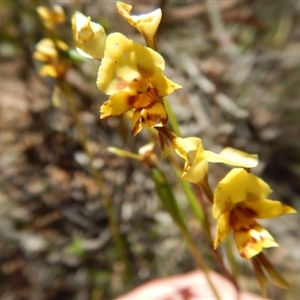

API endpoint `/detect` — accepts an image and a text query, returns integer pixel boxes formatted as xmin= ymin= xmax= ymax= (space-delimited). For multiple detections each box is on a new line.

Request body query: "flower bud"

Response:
xmin=37 ymin=5 xmax=66 ymax=29
xmin=72 ymin=12 xmax=106 ymax=60
xmin=33 ymin=38 xmax=68 ymax=78
xmin=116 ymin=1 xmax=162 ymax=50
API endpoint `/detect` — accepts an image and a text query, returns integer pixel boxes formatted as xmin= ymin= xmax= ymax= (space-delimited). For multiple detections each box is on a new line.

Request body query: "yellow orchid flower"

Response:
xmin=72 ymin=12 xmax=106 ymax=60
xmin=37 ymin=5 xmax=66 ymax=29
xmin=213 ymin=168 xmax=296 ymax=259
xmin=97 ymin=32 xmax=181 ymax=136
xmin=116 ymin=1 xmax=162 ymax=50
xmin=172 ymin=136 xmax=258 ymax=185
xmin=33 ymin=38 xmax=69 ymax=78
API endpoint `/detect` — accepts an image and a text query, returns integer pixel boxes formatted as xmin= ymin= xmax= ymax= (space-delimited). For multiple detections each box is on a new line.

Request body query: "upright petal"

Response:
xmin=214 ymin=168 xmax=274 ymax=207
xmin=212 ymin=187 xmax=234 ymax=219
xmin=246 ymin=171 xmax=273 ymax=198
xmin=213 ymin=168 xmax=249 ymax=207
xmin=97 ymin=33 xmax=164 ymax=95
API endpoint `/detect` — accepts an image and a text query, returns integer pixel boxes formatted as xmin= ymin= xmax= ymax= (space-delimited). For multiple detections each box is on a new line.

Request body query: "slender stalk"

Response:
xmin=156 ymin=118 xmax=238 ymax=291
xmin=178 ymin=176 xmax=205 ymax=227
xmin=151 ymin=168 xmax=221 ymax=300
xmin=225 ymin=237 xmax=238 ymax=279
xmin=163 ymin=97 xmax=182 ymax=137
xmin=107 ymin=147 xmax=141 ymax=161
xmin=199 ymin=174 xmax=214 ymax=203
xmin=178 ymin=225 xmax=222 ymax=300
xmin=192 ymin=184 xmax=212 ymax=239
xmin=60 ymin=81 xmax=133 ymax=285
xmin=198 ymin=175 xmax=239 ymax=290
xmin=181 ymin=178 xmax=238 ymax=292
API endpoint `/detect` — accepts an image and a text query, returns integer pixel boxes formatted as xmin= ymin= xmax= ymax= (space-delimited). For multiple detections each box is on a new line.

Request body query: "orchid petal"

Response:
xmin=205 ymin=147 xmax=258 ymax=168
xmin=97 ymin=32 xmax=164 ymax=95
xmin=100 ymin=91 xmax=135 ymax=118
xmin=116 ymin=1 xmax=162 ymax=49
xmin=234 ymin=224 xmax=278 ymax=259
xmin=214 ymin=212 xmax=231 ymax=249
xmin=242 ymin=199 xmax=297 ymax=219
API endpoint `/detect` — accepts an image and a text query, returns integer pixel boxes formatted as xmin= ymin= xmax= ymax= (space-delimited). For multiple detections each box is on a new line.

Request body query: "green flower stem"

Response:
xmin=151 ymin=167 xmax=221 ymax=300
xmin=163 ymin=97 xmax=181 ymax=137
xmin=179 ymin=176 xmax=205 ymax=225
xmin=156 ymin=126 xmax=238 ymax=290
xmin=199 ymin=174 xmax=214 ymax=203
xmin=107 ymin=147 xmax=141 ymax=161
xmin=60 ymin=81 xmax=133 ymax=285
xmin=198 ymin=174 xmax=239 ymax=290
xmin=177 ymin=167 xmax=239 ymax=291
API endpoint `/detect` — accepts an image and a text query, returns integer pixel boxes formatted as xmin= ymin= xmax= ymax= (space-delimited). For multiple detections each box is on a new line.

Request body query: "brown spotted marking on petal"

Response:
xmin=142 ymin=102 xmax=168 ymax=127
xmin=250 ymin=235 xmax=259 ymax=244
xmin=238 ymin=227 xmax=252 ymax=234
xmin=126 ymin=94 xmax=137 ymax=106
xmin=152 ymin=87 xmax=159 ymax=96
xmin=137 ymin=63 xmax=154 ymax=78
xmin=147 ymin=87 xmax=159 ymax=101
xmin=115 ymin=75 xmax=129 ymax=90
xmin=240 ymin=251 xmax=247 ymax=259
xmin=229 ymin=212 xmax=239 ymax=229
xmin=242 ymin=207 xmax=257 ymax=218
xmin=239 ymin=233 xmax=256 ymax=259
xmin=132 ymin=118 xmax=143 ymax=136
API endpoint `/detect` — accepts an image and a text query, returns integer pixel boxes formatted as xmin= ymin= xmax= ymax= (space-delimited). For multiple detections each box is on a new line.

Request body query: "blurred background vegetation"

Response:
xmin=0 ymin=0 xmax=299 ymax=299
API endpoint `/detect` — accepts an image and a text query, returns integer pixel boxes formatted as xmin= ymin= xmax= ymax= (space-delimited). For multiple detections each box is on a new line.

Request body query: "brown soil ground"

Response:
xmin=0 ymin=1 xmax=299 ymax=299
